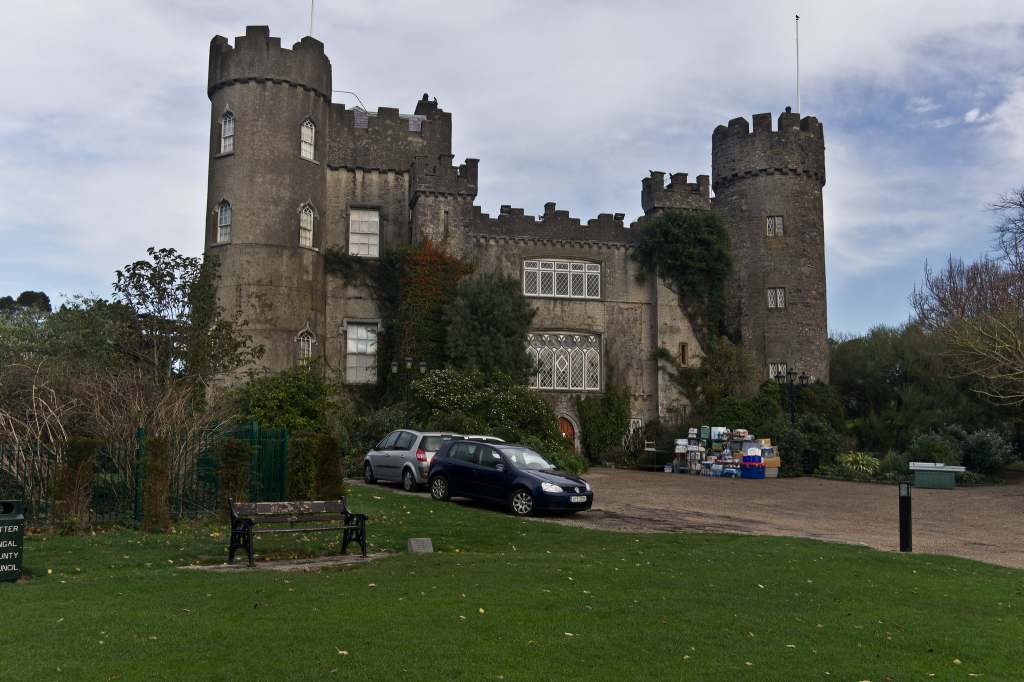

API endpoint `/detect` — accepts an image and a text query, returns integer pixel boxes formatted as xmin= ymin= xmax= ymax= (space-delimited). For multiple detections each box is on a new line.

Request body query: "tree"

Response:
xmin=912 ymin=187 xmax=1024 ymax=405
xmin=444 ymin=273 xmax=537 ymax=382
xmin=113 ymin=247 xmax=261 ymax=386
xmin=235 ymin=363 xmax=333 ymax=432
xmin=632 ymin=210 xmax=732 ymax=344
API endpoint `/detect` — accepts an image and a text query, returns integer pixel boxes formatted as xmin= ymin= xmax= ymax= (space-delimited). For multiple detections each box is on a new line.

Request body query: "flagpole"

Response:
xmin=310 ymin=0 xmax=315 ymax=37
xmin=795 ymin=14 xmax=801 ymax=114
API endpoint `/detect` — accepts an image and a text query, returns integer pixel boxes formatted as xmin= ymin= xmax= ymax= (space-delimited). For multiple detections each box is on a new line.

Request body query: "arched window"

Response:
xmin=296 ymin=328 xmax=315 ymax=363
xmin=216 ymin=200 xmax=232 ymax=244
xmin=220 ymin=112 xmax=235 ymax=154
xmin=299 ymin=205 xmax=314 ymax=248
xmin=527 ymin=333 xmax=601 ymax=391
xmin=300 ymin=119 xmax=315 ymax=160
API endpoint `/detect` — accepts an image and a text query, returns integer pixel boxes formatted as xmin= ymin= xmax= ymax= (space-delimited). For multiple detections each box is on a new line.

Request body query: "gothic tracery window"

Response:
xmin=220 ymin=112 xmax=235 ymax=154
xmin=526 ymin=333 xmax=601 ymax=391
xmin=216 ymin=200 xmax=232 ymax=243
xmin=296 ymin=328 xmax=315 ymax=363
xmin=299 ymin=205 xmax=314 ymax=248
xmin=300 ymin=119 xmax=315 ymax=160
xmin=523 ymin=259 xmax=600 ymax=300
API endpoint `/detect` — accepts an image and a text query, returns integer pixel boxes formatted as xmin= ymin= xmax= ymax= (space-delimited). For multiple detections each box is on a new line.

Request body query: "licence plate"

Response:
xmin=570 ymin=495 xmax=587 ymax=503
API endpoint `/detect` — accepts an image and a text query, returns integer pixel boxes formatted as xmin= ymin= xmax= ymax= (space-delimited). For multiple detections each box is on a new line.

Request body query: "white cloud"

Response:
xmin=1 ymin=0 xmax=1024 ymax=332
xmin=964 ymin=107 xmax=982 ymax=122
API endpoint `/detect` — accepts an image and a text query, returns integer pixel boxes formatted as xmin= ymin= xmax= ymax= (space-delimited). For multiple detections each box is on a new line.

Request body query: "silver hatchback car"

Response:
xmin=363 ymin=430 xmax=455 ymax=491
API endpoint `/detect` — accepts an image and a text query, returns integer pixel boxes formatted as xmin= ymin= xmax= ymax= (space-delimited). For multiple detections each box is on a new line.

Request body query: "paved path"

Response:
xmin=546 ymin=468 xmax=1024 ymax=569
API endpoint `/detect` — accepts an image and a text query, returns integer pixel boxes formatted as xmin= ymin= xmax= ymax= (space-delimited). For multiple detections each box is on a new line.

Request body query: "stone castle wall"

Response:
xmin=204 ymin=25 xmax=830 ymax=432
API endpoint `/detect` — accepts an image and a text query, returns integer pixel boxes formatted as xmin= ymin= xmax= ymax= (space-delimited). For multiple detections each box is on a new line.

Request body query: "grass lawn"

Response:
xmin=3 ymin=484 xmax=1022 ymax=680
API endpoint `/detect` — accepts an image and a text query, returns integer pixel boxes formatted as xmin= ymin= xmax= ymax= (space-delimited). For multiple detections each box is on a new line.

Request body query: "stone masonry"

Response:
xmin=204 ymin=26 xmax=829 ymax=447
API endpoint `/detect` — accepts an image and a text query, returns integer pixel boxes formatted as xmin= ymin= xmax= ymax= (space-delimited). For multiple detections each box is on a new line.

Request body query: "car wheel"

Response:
xmin=430 ymin=475 xmax=451 ymax=501
xmin=509 ymin=488 xmax=534 ymax=517
xmin=402 ymin=468 xmax=417 ymax=492
xmin=363 ymin=462 xmax=376 ymax=484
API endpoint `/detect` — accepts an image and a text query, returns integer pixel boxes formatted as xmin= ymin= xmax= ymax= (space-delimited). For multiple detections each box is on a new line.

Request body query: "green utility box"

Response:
xmin=909 ymin=463 xmax=965 ymax=490
xmin=0 ymin=500 xmax=25 ymax=582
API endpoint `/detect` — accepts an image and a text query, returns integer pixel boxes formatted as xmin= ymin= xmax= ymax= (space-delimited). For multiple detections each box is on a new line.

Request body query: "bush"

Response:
xmin=312 ymin=433 xmax=345 ymax=499
xmin=576 ymin=385 xmax=631 ymax=462
xmin=774 ymin=415 xmax=842 ymax=475
xmin=826 ymin=451 xmax=881 ymax=480
xmin=879 ymin=450 xmax=909 ymax=476
xmin=906 ymin=432 xmax=961 ymax=466
xmin=216 ymin=438 xmax=251 ymax=517
xmin=287 ymin=433 xmax=317 ymax=500
xmin=775 ymin=426 xmax=808 ymax=477
xmin=236 ymin=363 xmax=333 ymax=433
xmin=55 ymin=437 xmax=100 ymax=533
xmin=960 ymin=429 xmax=1014 ymax=474
xmin=406 ymin=368 xmax=584 ymax=472
xmin=143 ymin=436 xmax=171 ymax=532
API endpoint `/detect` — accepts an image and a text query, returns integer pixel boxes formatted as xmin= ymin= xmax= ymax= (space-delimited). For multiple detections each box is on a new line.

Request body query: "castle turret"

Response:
xmin=205 ymin=26 xmax=332 ymax=370
xmin=711 ymin=108 xmax=828 ymax=382
xmin=410 ymin=154 xmax=479 ymax=256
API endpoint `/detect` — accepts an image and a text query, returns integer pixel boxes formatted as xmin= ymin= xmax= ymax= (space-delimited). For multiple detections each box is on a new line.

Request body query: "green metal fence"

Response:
xmin=0 ymin=421 xmax=291 ymax=525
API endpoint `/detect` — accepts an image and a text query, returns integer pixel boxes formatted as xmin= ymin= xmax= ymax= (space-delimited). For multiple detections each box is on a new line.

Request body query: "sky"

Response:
xmin=1 ymin=1 xmax=1023 ymax=335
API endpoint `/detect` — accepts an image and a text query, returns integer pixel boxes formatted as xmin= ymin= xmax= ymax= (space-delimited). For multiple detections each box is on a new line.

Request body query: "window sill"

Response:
xmin=215 ymin=151 xmax=234 ymax=159
xmin=347 ymin=253 xmax=380 ymax=260
xmin=210 ymin=241 xmax=231 ymax=247
xmin=300 ymin=246 xmax=320 ymax=252
xmin=524 ymin=295 xmax=602 ymax=302
xmin=300 ymin=156 xmax=321 ymax=165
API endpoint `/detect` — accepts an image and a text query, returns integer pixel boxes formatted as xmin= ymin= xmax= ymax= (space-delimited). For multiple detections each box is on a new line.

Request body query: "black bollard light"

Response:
xmin=898 ymin=480 xmax=912 ymax=552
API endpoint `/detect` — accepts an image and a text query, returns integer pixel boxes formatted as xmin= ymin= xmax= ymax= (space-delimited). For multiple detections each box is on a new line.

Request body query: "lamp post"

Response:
xmin=775 ymin=368 xmax=810 ymax=426
xmin=898 ymin=480 xmax=912 ymax=552
xmin=391 ymin=357 xmax=428 ymax=402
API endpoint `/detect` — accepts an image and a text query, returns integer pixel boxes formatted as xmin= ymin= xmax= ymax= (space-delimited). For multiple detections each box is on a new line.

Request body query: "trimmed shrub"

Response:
xmin=55 ymin=437 xmax=100 ymax=533
xmin=313 ymin=433 xmax=345 ymax=499
xmin=775 ymin=426 xmax=808 ymax=477
xmin=960 ymin=429 xmax=1014 ymax=474
xmin=287 ymin=433 xmax=316 ymax=500
xmin=879 ymin=450 xmax=909 ymax=476
xmin=216 ymin=438 xmax=251 ymax=518
xmin=142 ymin=436 xmax=171 ymax=532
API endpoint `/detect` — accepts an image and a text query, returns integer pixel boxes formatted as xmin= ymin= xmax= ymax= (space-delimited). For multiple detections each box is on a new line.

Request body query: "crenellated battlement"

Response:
xmin=209 ymin=25 xmax=332 ymax=99
xmin=326 ymin=98 xmax=453 ymax=172
xmin=469 ymin=202 xmax=631 ymax=245
xmin=411 ymin=154 xmax=479 ymax=198
xmin=640 ymin=171 xmax=711 ymax=215
xmin=711 ymin=107 xmax=825 ymax=191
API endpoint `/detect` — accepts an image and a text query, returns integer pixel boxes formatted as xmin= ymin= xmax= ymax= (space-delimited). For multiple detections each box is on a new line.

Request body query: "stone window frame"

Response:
xmin=298 ymin=203 xmax=317 ymax=250
xmin=344 ymin=319 xmax=380 ymax=385
xmin=219 ymin=111 xmax=235 ymax=155
xmin=300 ymin=118 xmax=316 ymax=161
xmin=295 ymin=325 xmax=316 ymax=364
xmin=766 ymin=215 xmax=784 ymax=238
xmin=215 ymin=200 xmax=232 ymax=244
xmin=522 ymin=258 xmax=601 ymax=300
xmin=526 ymin=332 xmax=602 ymax=392
xmin=767 ymin=287 xmax=787 ymax=310
xmin=348 ymin=207 xmax=381 ymax=258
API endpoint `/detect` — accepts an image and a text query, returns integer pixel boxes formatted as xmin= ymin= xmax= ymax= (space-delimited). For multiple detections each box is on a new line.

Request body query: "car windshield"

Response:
xmin=500 ymin=447 xmax=556 ymax=470
xmin=420 ymin=435 xmax=452 ymax=452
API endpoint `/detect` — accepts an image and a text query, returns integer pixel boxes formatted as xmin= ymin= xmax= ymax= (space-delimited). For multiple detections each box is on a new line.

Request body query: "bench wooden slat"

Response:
xmin=239 ymin=514 xmax=349 ymax=524
xmin=233 ymin=500 xmax=348 ymax=516
xmin=254 ymin=526 xmax=360 ymax=534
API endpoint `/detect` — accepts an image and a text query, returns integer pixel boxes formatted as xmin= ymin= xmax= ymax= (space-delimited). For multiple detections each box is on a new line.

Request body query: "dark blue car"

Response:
xmin=428 ymin=440 xmax=593 ymax=516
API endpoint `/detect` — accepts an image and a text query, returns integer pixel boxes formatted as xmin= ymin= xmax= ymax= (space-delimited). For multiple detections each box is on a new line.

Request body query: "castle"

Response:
xmin=204 ymin=26 xmax=828 ymax=448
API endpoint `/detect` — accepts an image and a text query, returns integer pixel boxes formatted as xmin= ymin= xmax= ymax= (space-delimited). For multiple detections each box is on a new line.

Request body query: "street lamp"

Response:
xmin=775 ymin=367 xmax=809 ymax=425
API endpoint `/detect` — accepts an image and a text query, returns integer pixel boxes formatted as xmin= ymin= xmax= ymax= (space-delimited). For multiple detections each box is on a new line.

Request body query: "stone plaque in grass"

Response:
xmin=407 ymin=537 xmax=433 ymax=554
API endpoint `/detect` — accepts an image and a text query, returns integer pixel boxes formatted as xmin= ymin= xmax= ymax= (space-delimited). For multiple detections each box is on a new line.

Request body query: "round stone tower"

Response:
xmin=205 ymin=25 xmax=331 ymax=371
xmin=711 ymin=108 xmax=828 ymax=383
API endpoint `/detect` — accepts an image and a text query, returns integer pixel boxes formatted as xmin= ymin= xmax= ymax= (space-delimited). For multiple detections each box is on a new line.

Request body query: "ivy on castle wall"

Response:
xmin=631 ymin=209 xmax=733 ymax=346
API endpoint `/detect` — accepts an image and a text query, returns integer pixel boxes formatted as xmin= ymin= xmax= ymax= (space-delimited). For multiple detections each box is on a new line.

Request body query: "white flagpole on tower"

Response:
xmin=795 ymin=14 xmax=801 ymax=114
xmin=310 ymin=0 xmax=315 ymax=37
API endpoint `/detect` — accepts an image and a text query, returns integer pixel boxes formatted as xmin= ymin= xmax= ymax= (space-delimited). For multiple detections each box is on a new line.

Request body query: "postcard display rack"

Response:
xmin=673 ymin=426 xmax=780 ymax=479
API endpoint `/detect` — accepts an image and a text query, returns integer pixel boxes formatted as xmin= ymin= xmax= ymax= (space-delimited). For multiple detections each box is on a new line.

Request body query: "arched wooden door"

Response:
xmin=558 ymin=417 xmax=577 ymax=453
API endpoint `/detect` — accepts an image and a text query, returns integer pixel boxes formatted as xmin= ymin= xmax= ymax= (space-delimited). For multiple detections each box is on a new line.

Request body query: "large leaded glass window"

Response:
xmin=526 ymin=333 xmax=601 ymax=391
xmin=523 ymin=259 xmax=600 ymax=300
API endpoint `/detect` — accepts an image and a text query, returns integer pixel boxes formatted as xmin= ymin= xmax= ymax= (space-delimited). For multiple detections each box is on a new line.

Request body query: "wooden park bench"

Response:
xmin=227 ymin=498 xmax=368 ymax=567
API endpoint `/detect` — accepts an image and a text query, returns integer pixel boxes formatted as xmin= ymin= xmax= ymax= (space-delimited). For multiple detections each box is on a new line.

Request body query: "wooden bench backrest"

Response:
xmin=231 ymin=499 xmax=348 ymax=518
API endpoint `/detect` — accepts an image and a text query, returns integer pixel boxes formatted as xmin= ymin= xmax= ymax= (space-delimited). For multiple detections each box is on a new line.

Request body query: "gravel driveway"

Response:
xmin=543 ymin=468 xmax=1024 ymax=569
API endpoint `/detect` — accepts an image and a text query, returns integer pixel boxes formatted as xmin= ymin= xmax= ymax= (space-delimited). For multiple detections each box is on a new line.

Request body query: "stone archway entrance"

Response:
xmin=558 ymin=416 xmax=577 ymax=453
